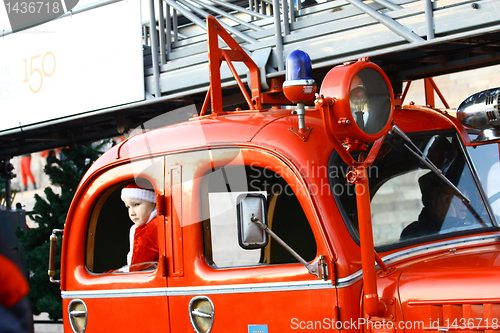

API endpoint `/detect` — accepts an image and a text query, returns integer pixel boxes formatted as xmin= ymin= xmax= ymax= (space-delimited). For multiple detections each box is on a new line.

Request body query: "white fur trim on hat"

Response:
xmin=121 ymin=185 xmax=156 ymax=204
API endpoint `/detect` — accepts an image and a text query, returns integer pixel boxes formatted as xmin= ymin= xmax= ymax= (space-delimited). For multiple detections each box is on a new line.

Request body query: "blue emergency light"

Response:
xmin=285 ymin=50 xmax=314 ymax=82
xmin=283 ymin=50 xmax=317 ymax=131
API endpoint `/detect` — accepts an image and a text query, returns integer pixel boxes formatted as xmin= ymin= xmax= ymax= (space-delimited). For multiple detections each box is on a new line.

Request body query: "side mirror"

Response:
xmin=236 ymin=193 xmax=269 ymax=249
xmin=236 ymin=192 xmax=326 ymax=280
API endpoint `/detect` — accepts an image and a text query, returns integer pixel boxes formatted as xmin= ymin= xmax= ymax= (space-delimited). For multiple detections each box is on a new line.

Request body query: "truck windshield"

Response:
xmin=467 ymin=141 xmax=500 ymax=220
xmin=330 ymin=130 xmax=496 ymax=249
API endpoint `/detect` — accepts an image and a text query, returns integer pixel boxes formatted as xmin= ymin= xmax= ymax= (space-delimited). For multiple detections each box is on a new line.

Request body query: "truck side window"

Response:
xmin=86 ymin=180 xmax=158 ymax=273
xmin=202 ymin=165 xmax=316 ymax=268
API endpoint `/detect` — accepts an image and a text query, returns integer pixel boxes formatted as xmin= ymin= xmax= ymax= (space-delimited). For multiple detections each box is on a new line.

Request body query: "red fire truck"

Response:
xmin=49 ymin=16 xmax=500 ymax=333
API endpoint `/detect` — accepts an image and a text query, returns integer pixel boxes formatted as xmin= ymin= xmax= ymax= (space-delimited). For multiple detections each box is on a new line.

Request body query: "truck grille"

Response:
xmin=409 ymin=301 xmax=500 ymax=332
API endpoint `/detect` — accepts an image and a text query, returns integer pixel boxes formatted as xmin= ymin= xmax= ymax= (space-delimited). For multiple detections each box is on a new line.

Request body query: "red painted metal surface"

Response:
xmin=202 ymin=15 xmax=262 ymax=115
xmin=58 ymin=16 xmax=500 ymax=333
xmin=61 ymin=103 xmax=500 ymax=332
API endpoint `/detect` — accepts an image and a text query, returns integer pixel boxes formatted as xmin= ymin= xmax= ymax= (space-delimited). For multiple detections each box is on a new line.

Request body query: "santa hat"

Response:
xmin=121 ymin=183 xmax=156 ymax=204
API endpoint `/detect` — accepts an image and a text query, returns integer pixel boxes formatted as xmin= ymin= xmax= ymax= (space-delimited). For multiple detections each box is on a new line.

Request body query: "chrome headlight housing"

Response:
xmin=458 ymin=88 xmax=500 ymax=143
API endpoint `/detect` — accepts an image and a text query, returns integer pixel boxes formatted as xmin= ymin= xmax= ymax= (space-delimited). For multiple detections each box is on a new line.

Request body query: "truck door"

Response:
xmin=61 ymin=158 xmax=170 ymax=333
xmin=165 ymin=148 xmax=338 ymax=333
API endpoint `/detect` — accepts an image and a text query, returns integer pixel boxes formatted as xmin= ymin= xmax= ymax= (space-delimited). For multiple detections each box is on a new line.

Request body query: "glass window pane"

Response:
xmin=331 ymin=131 xmax=494 ymax=248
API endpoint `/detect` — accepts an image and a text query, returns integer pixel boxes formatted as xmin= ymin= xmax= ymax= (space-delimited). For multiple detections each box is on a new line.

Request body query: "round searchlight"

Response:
xmin=319 ymin=59 xmax=394 ymax=143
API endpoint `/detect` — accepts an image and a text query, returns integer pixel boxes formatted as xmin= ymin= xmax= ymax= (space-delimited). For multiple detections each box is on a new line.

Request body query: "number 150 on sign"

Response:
xmin=23 ymin=51 xmax=56 ymax=94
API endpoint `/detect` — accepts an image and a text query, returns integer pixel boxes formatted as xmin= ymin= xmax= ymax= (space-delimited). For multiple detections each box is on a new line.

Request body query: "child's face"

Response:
xmin=123 ymin=198 xmax=156 ymax=227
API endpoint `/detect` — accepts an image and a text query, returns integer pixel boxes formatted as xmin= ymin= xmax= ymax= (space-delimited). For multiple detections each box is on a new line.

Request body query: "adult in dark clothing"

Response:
xmin=400 ymin=172 xmax=466 ymax=240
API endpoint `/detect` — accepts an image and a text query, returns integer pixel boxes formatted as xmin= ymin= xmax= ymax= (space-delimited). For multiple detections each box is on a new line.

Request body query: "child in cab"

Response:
xmin=120 ymin=183 xmax=159 ymax=271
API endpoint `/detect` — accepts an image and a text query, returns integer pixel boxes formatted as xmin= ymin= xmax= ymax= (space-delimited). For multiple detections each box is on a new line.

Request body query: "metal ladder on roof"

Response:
xmin=143 ymin=0 xmax=500 ymax=100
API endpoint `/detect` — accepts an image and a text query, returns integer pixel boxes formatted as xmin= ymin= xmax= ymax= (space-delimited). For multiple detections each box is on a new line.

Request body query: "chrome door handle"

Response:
xmin=192 ymin=308 xmax=212 ymax=319
xmin=69 ymin=310 xmax=87 ymax=318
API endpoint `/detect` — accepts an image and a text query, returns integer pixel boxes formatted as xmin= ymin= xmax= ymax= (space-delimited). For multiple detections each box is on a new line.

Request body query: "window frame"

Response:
xmin=195 ymin=147 xmax=325 ymax=271
xmin=83 ymin=158 xmax=164 ymax=275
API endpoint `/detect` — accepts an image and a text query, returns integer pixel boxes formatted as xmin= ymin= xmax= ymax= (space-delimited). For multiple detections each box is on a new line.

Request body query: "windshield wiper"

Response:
xmin=392 ymin=125 xmax=487 ymax=226
xmin=391 ymin=125 xmax=487 ymax=226
xmin=391 ymin=125 xmax=470 ymax=204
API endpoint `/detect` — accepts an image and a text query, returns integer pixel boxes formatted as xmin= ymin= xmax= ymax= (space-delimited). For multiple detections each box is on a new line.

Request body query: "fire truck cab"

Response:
xmin=52 ymin=16 xmax=500 ymax=333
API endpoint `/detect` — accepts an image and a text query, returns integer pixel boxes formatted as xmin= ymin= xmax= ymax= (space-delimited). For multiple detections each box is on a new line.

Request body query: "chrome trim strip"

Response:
xmin=381 ymin=234 xmax=500 ymax=265
xmin=336 ymin=270 xmax=363 ymax=288
xmin=61 ymin=279 xmax=335 ymax=299
xmin=335 ymin=233 xmax=500 ymax=288
xmin=62 ymin=287 xmax=168 ymax=299
xmin=62 ymin=235 xmax=500 ymax=298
